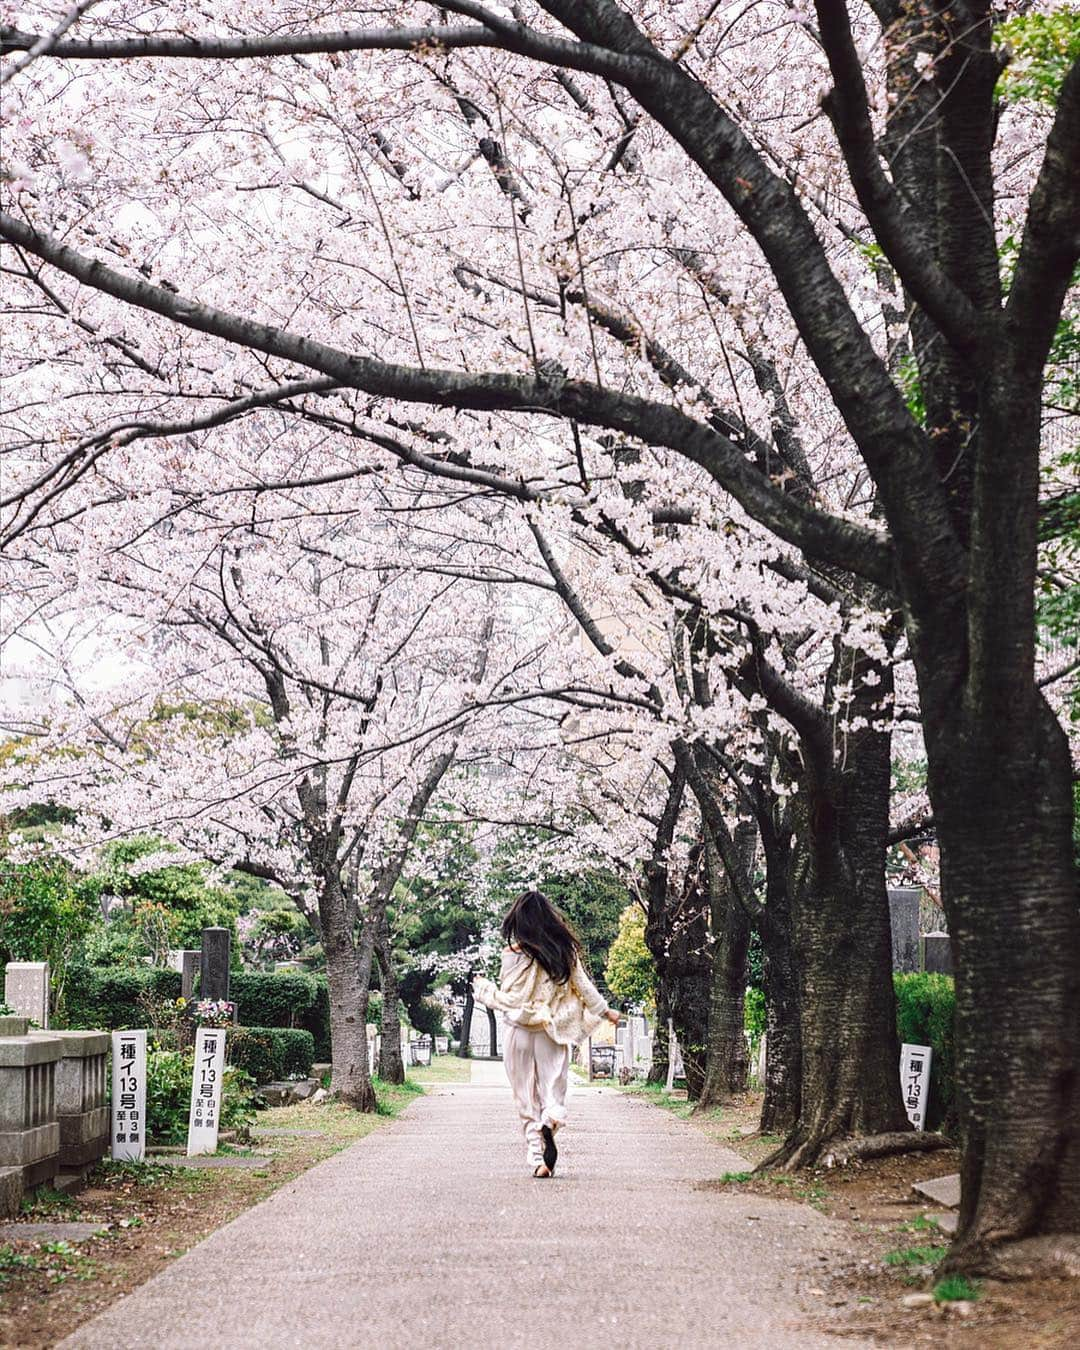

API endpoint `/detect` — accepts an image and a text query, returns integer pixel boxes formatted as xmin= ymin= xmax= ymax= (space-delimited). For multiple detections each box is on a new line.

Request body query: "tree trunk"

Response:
xmin=758 ymin=875 xmax=801 ymax=1138
xmin=698 ymin=822 xmax=756 ymax=1108
xmin=485 ymin=1007 xmax=499 ymax=1059
xmin=929 ymin=695 xmax=1080 ymax=1275
xmin=457 ymin=978 xmax=475 ymax=1059
xmin=645 ymin=840 xmax=711 ymax=1099
xmin=376 ymin=916 xmax=405 ymax=1084
xmin=647 ymin=983 xmax=670 ymax=1085
xmin=321 ymin=883 xmax=376 ymax=1112
xmin=765 ymin=660 xmax=909 ymax=1168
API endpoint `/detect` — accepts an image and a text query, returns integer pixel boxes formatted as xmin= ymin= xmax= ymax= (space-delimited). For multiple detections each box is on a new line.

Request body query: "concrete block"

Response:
xmin=912 ymin=1173 xmax=961 ymax=1208
xmin=0 ymin=1166 xmax=20 ymax=1219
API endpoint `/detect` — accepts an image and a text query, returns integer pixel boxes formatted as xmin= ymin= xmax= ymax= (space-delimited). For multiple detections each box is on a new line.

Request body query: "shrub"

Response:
xmin=145 ymin=1049 xmax=192 ymax=1142
xmin=894 ymin=972 xmax=956 ymax=1131
xmin=145 ymin=1049 xmax=258 ymax=1141
xmin=62 ymin=965 xmax=181 ymax=1030
xmin=604 ymin=905 xmax=656 ymax=1007
xmin=226 ymin=1026 xmax=315 ymax=1083
xmin=408 ymin=995 xmax=445 ymax=1038
xmin=229 ymin=971 xmax=331 ymax=1059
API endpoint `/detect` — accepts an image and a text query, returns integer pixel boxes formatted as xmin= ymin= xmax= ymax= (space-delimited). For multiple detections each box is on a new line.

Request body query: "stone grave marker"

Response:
xmin=3 ymin=962 xmax=49 ymax=1029
xmin=168 ymin=949 xmax=201 ymax=1000
xmin=434 ymin=1035 xmax=449 ymax=1056
xmin=110 ymin=1030 xmax=147 ymax=1162
xmin=899 ymin=1042 xmax=933 ymax=1130
xmin=888 ymin=888 xmax=921 ymax=973
xmin=198 ymin=928 xmax=231 ymax=1003
xmin=665 ymin=1020 xmax=686 ymax=1091
xmin=921 ymin=932 xmax=953 ymax=975
xmin=187 ymin=1026 xmax=226 ymax=1156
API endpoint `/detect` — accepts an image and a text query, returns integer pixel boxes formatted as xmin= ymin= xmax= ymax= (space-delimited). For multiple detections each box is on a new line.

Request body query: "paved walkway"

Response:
xmin=63 ymin=1065 xmax=868 ymax=1349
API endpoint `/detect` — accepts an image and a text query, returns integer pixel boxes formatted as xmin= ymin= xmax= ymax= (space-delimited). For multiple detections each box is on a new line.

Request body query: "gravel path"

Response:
xmin=62 ymin=1064 xmax=868 ymax=1349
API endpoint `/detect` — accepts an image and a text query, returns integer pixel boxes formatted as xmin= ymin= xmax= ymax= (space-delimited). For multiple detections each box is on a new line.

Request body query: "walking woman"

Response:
xmin=473 ymin=889 xmax=619 ymax=1177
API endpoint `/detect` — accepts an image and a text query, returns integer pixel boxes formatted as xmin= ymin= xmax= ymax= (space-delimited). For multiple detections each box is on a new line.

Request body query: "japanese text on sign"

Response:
xmin=187 ymin=1025 xmax=227 ymax=1157
xmin=899 ymin=1042 xmax=933 ymax=1131
xmin=111 ymin=1030 xmax=147 ymax=1162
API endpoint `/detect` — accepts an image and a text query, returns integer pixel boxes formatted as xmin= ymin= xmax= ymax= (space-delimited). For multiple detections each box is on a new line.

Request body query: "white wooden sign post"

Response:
xmin=187 ymin=1026 xmax=227 ymax=1156
xmin=111 ymin=1030 xmax=147 ymax=1161
xmin=899 ymin=1042 xmax=933 ymax=1130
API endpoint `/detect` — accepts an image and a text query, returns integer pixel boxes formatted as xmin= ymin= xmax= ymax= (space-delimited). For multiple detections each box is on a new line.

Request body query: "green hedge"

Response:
xmin=62 ymin=965 xmax=181 ymax=1029
xmin=894 ymin=972 xmax=956 ymax=1132
xmin=62 ymin=965 xmax=393 ymax=1067
xmin=229 ymin=972 xmax=330 ymax=1060
xmin=226 ymin=1026 xmax=315 ymax=1083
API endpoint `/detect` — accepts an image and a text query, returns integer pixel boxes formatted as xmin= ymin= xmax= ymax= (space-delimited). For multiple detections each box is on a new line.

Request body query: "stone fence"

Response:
xmin=1 ymin=960 xmax=111 ymax=1218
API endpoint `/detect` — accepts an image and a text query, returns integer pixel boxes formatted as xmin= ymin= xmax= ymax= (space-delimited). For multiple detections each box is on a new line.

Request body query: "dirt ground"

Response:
xmin=0 ymin=1087 xmax=415 ymax=1349
xmin=624 ymin=1084 xmax=1080 ymax=1348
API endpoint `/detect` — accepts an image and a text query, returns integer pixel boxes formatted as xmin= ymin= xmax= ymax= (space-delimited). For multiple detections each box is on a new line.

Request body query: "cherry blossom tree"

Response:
xmin=2 ymin=0 xmax=1078 ymax=1271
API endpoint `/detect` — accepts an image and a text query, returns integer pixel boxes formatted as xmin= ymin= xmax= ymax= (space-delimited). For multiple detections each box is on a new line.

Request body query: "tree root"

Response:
xmin=758 ymin=1128 xmax=953 ymax=1172
xmin=820 ymin=1131 xmax=954 ymax=1168
xmin=942 ymin=1234 xmax=1080 ymax=1280
xmin=333 ymin=1080 xmax=378 ymax=1113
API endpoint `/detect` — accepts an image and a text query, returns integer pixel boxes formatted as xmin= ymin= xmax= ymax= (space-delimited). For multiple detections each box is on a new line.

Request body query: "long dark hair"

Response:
xmin=502 ymin=889 xmax=580 ymax=984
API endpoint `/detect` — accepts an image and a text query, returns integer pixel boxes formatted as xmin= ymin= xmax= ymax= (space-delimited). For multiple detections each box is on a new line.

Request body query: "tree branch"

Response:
xmin=0 ymin=211 xmax=895 ymax=588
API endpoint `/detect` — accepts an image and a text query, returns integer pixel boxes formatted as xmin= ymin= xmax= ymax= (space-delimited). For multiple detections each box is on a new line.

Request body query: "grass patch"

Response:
xmin=373 ymin=1075 xmax=423 ymax=1115
xmin=897 ymin=1214 xmax=945 ymax=1234
xmin=408 ymin=1054 xmax=472 ymax=1085
xmin=615 ymin=1079 xmax=694 ymax=1119
xmin=719 ymin=1171 xmax=754 ymax=1183
xmin=934 ymin=1274 xmax=981 ymax=1303
xmin=884 ymin=1242 xmax=949 ymax=1268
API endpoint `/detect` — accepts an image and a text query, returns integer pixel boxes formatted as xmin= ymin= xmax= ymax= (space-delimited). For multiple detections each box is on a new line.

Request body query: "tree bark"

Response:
xmin=376 ymin=914 xmax=405 ymax=1084
xmin=645 ymin=840 xmax=711 ymax=1100
xmin=698 ymin=821 xmax=756 ymax=1108
xmin=929 ymin=695 xmax=1080 ymax=1274
xmin=758 ymin=872 xmax=801 ymax=1138
xmin=763 ymin=647 xmax=909 ymax=1168
xmin=321 ymin=877 xmax=376 ymax=1112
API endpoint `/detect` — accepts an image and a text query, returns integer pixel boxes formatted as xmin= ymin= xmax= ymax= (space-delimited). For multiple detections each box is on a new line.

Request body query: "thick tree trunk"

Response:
xmin=645 ymin=841 xmax=711 ymax=1099
xmin=765 ymin=669 xmax=909 ymax=1168
xmin=376 ymin=917 xmax=405 ymax=1084
xmin=928 ymin=696 xmax=1080 ymax=1275
xmin=758 ymin=877 xmax=801 ymax=1138
xmin=698 ymin=823 xmax=756 ymax=1108
xmin=321 ymin=885 xmax=376 ymax=1112
xmin=485 ymin=1007 xmax=499 ymax=1059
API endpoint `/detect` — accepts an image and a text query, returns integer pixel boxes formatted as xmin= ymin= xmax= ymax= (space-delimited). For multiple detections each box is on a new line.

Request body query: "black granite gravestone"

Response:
xmin=199 ymin=928 xmax=231 ymax=1003
xmin=887 ymin=888 xmax=921 ymax=973
xmin=921 ymin=931 xmax=953 ymax=975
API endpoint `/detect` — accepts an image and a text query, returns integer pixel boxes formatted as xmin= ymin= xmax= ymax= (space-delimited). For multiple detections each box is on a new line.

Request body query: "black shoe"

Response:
xmin=540 ymin=1124 xmax=558 ymax=1172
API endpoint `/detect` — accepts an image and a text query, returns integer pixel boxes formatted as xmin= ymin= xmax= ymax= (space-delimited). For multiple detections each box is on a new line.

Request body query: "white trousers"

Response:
xmin=503 ymin=1022 xmax=570 ymax=1168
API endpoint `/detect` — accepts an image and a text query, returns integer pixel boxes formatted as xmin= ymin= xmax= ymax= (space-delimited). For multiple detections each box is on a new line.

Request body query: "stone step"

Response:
xmin=912 ymin=1173 xmax=960 ymax=1208
xmin=0 ymin=1220 xmax=104 ymax=1243
xmin=52 ymin=1169 xmax=86 ymax=1196
xmin=155 ymin=1154 xmax=270 ymax=1170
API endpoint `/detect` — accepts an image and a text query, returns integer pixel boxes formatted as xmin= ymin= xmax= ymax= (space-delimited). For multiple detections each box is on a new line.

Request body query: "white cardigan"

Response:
xmin=473 ymin=947 xmax=610 ymax=1046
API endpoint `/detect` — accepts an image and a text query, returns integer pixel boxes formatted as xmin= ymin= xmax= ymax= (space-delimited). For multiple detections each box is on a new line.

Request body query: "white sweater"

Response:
xmin=473 ymin=947 xmax=610 ymax=1046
